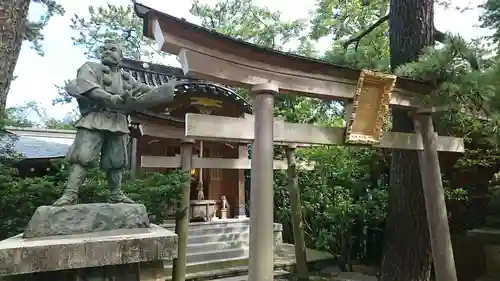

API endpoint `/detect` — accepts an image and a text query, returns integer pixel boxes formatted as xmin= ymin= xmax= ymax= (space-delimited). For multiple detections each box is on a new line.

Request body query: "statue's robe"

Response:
xmin=64 ymin=62 xmax=151 ymax=170
xmin=65 ymin=62 xmax=152 ymax=134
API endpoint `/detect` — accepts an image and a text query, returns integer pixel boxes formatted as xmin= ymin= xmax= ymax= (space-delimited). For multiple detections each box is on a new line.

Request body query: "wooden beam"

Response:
xmin=140 ymin=123 xmax=185 ymax=139
xmin=185 ymin=113 xmax=464 ymax=152
xmin=179 ymin=48 xmax=418 ymax=108
xmin=130 ymin=114 xmax=186 ymax=139
xmin=141 ymin=155 xmax=314 ymax=170
xmin=193 ymin=157 xmax=251 ymax=169
xmin=149 ymin=18 xmax=420 ymax=108
xmin=140 ymin=155 xmax=181 ymax=168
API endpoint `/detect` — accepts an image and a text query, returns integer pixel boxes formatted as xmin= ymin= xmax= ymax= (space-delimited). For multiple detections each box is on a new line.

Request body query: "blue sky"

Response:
xmin=7 ymin=0 xmax=492 ymax=120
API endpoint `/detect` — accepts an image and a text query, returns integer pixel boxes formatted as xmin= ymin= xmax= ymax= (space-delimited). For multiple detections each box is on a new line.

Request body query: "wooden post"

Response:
xmin=286 ymin=144 xmax=308 ymax=280
xmin=172 ymin=139 xmax=194 ymax=281
xmin=413 ymin=113 xmax=457 ymax=281
xmin=248 ymin=84 xmax=277 ymax=281
xmin=129 ymin=137 xmax=138 ymax=181
xmin=238 ymin=145 xmax=248 ymax=218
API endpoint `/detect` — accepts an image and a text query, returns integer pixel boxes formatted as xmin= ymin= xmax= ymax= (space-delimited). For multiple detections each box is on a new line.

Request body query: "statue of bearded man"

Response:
xmin=53 ymin=39 xmax=176 ymax=205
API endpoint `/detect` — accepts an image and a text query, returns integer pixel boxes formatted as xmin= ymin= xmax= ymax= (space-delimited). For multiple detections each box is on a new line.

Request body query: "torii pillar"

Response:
xmin=248 ymin=83 xmax=277 ymax=281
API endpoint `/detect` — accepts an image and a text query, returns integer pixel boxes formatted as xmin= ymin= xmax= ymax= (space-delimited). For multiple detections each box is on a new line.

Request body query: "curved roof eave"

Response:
xmin=133 ymin=2 xmax=433 ymax=95
xmin=119 ymin=58 xmax=252 ymax=114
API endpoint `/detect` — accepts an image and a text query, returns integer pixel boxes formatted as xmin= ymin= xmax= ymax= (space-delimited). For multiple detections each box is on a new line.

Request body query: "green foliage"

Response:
xmin=323 ymin=44 xmax=390 ymax=72
xmin=26 ymin=0 xmax=65 ymax=55
xmin=4 ymin=106 xmax=36 ymax=128
xmin=274 ymin=146 xmax=388 ymax=260
xmin=480 ymin=0 xmax=500 ymax=45
xmin=393 ymin=35 xmax=500 ymax=168
xmin=3 ymin=101 xmax=77 ymax=129
xmin=190 ymin=0 xmax=307 ymax=50
xmin=119 ymin=171 xmax=188 ymax=222
xmin=310 ymin=0 xmax=388 ymax=41
xmin=310 ymin=0 xmax=390 ymax=71
xmin=70 ymin=4 xmax=160 ymax=60
xmin=0 ymin=157 xmax=186 ymax=239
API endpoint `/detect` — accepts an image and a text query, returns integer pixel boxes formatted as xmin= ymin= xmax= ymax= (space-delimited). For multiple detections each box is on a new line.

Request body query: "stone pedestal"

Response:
xmin=468 ymin=227 xmax=500 ymax=280
xmin=220 ymin=208 xmax=227 ymax=219
xmin=189 ymin=200 xmax=217 ymax=221
xmin=237 ymin=204 xmax=247 ymax=219
xmin=0 ymin=204 xmax=178 ymax=281
xmin=484 ymin=243 xmax=500 ymax=279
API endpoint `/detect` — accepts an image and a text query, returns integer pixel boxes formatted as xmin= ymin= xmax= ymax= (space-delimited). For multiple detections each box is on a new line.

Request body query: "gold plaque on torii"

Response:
xmin=345 ymin=69 xmax=397 ymax=145
xmin=190 ymin=97 xmax=223 ymax=108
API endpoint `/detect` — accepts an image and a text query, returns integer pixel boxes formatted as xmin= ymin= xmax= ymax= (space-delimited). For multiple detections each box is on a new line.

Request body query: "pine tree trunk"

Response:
xmin=379 ymin=0 xmax=435 ymax=280
xmin=0 ymin=0 xmax=30 ymax=119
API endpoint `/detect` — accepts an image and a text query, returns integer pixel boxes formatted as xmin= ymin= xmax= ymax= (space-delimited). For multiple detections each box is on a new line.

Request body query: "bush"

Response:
xmin=0 ymin=158 xmax=187 ymax=239
xmin=273 ymin=145 xmax=389 ymax=263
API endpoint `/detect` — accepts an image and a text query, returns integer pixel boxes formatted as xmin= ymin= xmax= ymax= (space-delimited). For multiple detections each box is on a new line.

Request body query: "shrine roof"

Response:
xmin=0 ymin=130 xmax=71 ymax=159
xmin=133 ymin=2 xmax=433 ymax=96
xmin=119 ymin=58 xmax=252 ymax=114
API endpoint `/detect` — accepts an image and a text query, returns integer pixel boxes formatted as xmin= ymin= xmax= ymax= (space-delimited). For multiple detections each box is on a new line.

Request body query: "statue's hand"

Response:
xmin=129 ymin=85 xmax=145 ymax=97
xmin=109 ymin=95 xmax=125 ymax=107
xmin=121 ymin=90 xmax=137 ymax=105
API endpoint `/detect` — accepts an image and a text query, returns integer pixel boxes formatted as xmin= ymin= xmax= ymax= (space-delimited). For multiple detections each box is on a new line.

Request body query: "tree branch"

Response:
xmin=434 ymin=28 xmax=480 ymax=70
xmin=343 ymin=13 xmax=481 ymax=73
xmin=343 ymin=15 xmax=450 ymax=53
xmin=434 ymin=28 xmax=447 ymax=44
xmin=343 ymin=14 xmax=389 ymax=51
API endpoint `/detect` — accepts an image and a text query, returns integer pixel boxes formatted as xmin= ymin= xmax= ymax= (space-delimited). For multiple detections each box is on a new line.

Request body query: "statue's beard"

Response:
xmin=101 ymin=56 xmax=118 ymax=66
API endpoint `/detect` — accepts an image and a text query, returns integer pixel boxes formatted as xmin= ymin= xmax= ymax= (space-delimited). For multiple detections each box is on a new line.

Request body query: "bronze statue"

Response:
xmin=54 ymin=39 xmax=177 ymax=206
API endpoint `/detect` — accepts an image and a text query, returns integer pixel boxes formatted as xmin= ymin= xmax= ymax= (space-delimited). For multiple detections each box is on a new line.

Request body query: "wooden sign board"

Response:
xmin=185 ymin=113 xmax=464 ymax=152
xmin=345 ymin=70 xmax=396 ymax=145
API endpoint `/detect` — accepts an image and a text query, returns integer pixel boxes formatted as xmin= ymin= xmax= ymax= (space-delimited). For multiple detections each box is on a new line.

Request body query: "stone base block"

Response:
xmin=0 ymin=225 xmax=177 ymax=278
xmin=3 ymin=261 xmax=165 ymax=281
xmin=485 ymin=243 xmax=500 ymax=279
xmin=23 ymin=203 xmax=151 ymax=238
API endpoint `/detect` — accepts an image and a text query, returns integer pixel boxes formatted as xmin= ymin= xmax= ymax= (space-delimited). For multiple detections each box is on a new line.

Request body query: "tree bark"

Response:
xmin=380 ymin=0 xmax=435 ymax=280
xmin=0 ymin=0 xmax=30 ymax=120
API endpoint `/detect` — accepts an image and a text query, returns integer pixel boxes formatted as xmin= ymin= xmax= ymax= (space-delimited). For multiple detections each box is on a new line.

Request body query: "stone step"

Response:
xmin=165 ymin=259 xmax=293 ymax=280
xmin=187 ymin=240 xmax=248 ymax=253
xmin=165 ymin=248 xmax=249 ymax=264
xmin=162 ymin=220 xmax=250 ymax=230
xmin=207 ymin=269 xmax=291 ymax=281
xmin=165 ymin=256 xmax=249 ymax=279
xmin=332 ymin=272 xmax=378 ymax=281
xmin=163 ymin=224 xmax=250 ymax=236
xmin=189 ymin=232 xmax=250 ymax=244
xmin=190 ymin=248 xmax=249 ymax=264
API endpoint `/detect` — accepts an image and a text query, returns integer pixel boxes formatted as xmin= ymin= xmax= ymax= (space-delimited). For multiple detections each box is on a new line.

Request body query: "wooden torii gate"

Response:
xmin=134 ymin=3 xmax=464 ymax=281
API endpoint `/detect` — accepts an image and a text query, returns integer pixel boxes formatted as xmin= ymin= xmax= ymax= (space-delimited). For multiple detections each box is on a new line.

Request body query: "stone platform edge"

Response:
xmin=0 ymin=224 xmax=177 ymax=277
xmin=161 ymin=218 xmax=283 ymax=231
